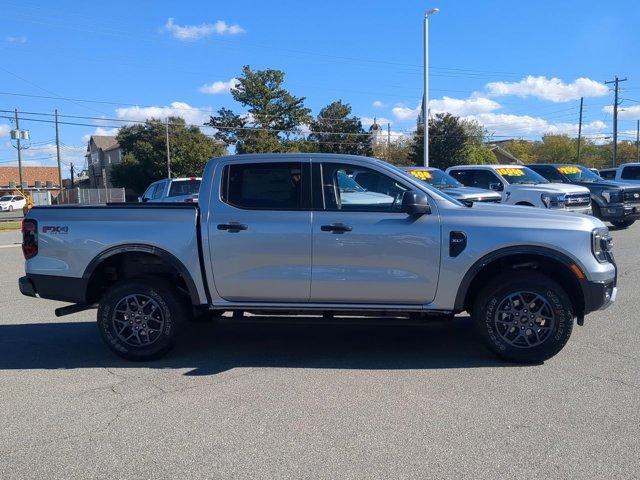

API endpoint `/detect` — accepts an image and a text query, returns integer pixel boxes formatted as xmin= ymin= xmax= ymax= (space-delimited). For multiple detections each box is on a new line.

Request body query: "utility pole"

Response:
xmin=165 ymin=118 xmax=171 ymax=178
xmin=387 ymin=122 xmax=391 ymax=157
xmin=576 ymin=97 xmax=583 ymax=162
xmin=605 ymin=76 xmax=627 ymax=167
xmin=636 ymin=119 xmax=639 ymax=162
xmin=55 ymin=109 xmax=63 ymax=195
xmin=423 ymin=7 xmax=439 ymax=167
xmin=14 ymin=109 xmax=23 ymax=188
xmin=70 ymin=163 xmax=75 ymax=187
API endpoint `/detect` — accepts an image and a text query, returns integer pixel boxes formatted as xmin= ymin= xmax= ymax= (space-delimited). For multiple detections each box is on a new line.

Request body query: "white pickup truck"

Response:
xmin=19 ymin=154 xmax=616 ymax=363
xmin=447 ymin=165 xmax=592 ymax=214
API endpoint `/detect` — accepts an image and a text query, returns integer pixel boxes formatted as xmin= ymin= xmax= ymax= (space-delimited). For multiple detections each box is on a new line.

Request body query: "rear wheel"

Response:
xmin=97 ymin=279 xmax=187 ymax=361
xmin=472 ymin=272 xmax=574 ymax=363
xmin=611 ymin=219 xmax=635 ymax=229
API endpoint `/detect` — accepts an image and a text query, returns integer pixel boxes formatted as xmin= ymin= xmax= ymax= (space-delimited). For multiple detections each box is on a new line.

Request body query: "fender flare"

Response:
xmin=453 ymin=245 xmax=587 ymax=312
xmin=82 ymin=243 xmax=200 ymax=304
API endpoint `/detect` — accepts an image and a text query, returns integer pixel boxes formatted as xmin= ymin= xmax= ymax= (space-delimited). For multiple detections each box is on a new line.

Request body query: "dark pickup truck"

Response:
xmin=528 ymin=163 xmax=640 ymax=228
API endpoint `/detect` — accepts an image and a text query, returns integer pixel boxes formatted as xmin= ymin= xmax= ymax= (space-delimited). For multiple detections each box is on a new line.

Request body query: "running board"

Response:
xmin=54 ymin=304 xmax=95 ymax=317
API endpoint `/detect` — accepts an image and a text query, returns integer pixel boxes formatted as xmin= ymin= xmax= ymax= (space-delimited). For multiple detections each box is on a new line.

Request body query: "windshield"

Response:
xmin=337 ymin=171 xmax=366 ymax=192
xmin=168 ymin=179 xmax=200 ymax=197
xmin=495 ymin=167 xmax=549 ymax=185
xmin=557 ymin=165 xmax=603 ymax=183
xmin=406 ymin=169 xmax=462 ymax=188
xmin=0 ymin=196 xmax=12 ymax=201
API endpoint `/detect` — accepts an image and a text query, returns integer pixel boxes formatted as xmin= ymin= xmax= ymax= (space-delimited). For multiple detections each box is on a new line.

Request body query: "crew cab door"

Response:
xmin=310 ymin=160 xmax=440 ymax=304
xmin=208 ymin=159 xmax=312 ymax=302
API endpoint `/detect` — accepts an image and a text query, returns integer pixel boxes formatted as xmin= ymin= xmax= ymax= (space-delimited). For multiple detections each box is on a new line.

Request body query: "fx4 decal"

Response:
xmin=42 ymin=226 xmax=69 ymax=234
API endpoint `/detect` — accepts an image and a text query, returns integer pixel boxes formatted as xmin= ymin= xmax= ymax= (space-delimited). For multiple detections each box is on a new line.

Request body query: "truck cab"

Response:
xmin=140 ymin=177 xmax=201 ymax=203
xmin=446 ymin=164 xmax=592 ymax=214
xmin=528 ymin=163 xmax=640 ymax=228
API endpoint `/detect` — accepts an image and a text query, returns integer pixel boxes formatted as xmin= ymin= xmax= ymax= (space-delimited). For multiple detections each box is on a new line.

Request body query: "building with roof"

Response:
xmin=0 ymin=166 xmax=61 ymax=196
xmin=85 ymin=135 xmax=122 ymax=188
xmin=487 ymin=143 xmax=524 ymax=165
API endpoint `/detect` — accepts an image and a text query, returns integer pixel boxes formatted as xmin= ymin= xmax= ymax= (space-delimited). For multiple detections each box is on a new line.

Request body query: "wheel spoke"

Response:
xmin=494 ymin=290 xmax=555 ymax=349
xmin=112 ymin=293 xmax=165 ymax=348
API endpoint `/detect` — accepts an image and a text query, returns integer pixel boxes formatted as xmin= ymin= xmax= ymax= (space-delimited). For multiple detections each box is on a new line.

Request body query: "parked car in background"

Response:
xmin=446 ymin=165 xmax=592 ymax=214
xmin=20 ymin=153 xmax=617 ymax=364
xmin=599 ymin=163 xmax=640 ymax=184
xmin=528 ymin=163 xmax=640 ymax=228
xmin=402 ymin=167 xmax=502 ymax=203
xmin=0 ymin=194 xmax=26 ymax=212
xmin=140 ymin=177 xmax=201 ymax=203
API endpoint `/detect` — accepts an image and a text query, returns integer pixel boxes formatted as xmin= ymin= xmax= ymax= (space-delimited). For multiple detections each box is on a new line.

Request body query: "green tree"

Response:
xmin=532 ymin=135 xmax=576 ymax=163
xmin=308 ymin=100 xmax=371 ymax=155
xmin=373 ymin=134 xmax=414 ymax=166
xmin=110 ymin=117 xmax=225 ymax=193
xmin=207 ymin=66 xmax=311 ymax=153
xmin=503 ymin=140 xmax=536 ymax=164
xmin=410 ymin=113 xmax=470 ymax=169
xmin=464 ymin=144 xmax=497 ymax=165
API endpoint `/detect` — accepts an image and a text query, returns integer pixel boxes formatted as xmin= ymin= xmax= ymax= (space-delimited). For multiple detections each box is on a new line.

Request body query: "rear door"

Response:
xmin=310 ymin=160 xmax=440 ymax=304
xmin=208 ymin=159 xmax=312 ymax=302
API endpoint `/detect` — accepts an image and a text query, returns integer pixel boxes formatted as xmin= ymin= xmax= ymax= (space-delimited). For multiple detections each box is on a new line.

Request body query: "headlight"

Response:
xmin=592 ymin=227 xmax=613 ymax=263
xmin=541 ymin=193 xmax=566 ymax=208
xmin=601 ymin=189 xmax=623 ymax=203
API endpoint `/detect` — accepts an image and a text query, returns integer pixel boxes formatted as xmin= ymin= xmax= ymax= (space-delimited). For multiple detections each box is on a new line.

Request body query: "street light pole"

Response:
xmin=423 ymin=8 xmax=439 ymax=167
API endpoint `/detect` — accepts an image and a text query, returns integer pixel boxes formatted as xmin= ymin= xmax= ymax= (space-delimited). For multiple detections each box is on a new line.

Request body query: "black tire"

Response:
xmin=472 ymin=272 xmax=574 ymax=363
xmin=97 ymin=279 xmax=188 ymax=361
xmin=611 ymin=219 xmax=635 ymax=229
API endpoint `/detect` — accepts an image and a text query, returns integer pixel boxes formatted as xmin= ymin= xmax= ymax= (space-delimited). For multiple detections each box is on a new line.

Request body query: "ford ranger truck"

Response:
xmin=528 ymin=163 xmax=640 ymax=229
xmin=599 ymin=163 xmax=640 ymax=185
xmin=446 ymin=164 xmax=592 ymax=214
xmin=400 ymin=167 xmax=502 ymax=203
xmin=19 ymin=154 xmax=617 ymax=363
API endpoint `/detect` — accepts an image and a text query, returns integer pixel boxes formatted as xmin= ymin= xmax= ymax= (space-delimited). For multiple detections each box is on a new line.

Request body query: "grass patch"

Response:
xmin=0 ymin=221 xmax=21 ymax=231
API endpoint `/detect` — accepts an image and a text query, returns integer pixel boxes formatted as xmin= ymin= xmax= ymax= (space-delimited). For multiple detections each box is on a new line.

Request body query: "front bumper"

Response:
xmin=584 ymin=280 xmax=617 ymax=313
xmin=597 ymin=203 xmax=640 ymax=221
xmin=563 ymin=206 xmax=593 ymax=215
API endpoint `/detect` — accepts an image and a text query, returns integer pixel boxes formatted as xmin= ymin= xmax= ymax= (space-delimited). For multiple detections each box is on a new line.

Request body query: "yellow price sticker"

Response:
xmin=557 ymin=166 xmax=581 ymax=174
xmin=408 ymin=170 xmax=433 ymax=180
xmin=496 ymin=167 xmax=525 ymax=177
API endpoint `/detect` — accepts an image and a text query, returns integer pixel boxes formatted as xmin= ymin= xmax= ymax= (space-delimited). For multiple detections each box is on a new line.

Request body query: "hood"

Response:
xmin=439 ymin=186 xmax=502 ymax=201
xmin=573 ymin=180 xmax=632 ymax=190
xmin=509 ymin=183 xmax=590 ymax=195
xmin=467 ymin=201 xmax=604 ymax=230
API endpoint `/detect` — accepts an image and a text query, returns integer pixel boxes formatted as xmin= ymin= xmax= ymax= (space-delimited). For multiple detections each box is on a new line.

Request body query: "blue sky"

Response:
xmin=1 ymin=0 xmax=639 ymax=177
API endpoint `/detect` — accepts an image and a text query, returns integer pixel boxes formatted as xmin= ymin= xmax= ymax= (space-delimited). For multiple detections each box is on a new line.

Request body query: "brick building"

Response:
xmin=0 ymin=166 xmax=61 ymax=195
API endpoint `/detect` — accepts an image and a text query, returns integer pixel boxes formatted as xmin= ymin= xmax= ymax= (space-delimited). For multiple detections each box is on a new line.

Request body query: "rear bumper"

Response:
xmin=19 ymin=274 xmax=88 ymax=304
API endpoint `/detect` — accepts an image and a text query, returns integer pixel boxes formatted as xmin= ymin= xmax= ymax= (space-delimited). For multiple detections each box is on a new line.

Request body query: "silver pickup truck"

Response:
xmin=19 ymin=153 xmax=617 ymax=363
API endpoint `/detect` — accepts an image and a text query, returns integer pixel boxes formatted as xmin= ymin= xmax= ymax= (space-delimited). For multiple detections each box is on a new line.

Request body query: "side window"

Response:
xmin=600 ymin=170 xmax=616 ymax=180
xmin=473 ymin=170 xmax=501 ymax=189
xmin=152 ymin=182 xmax=165 ymax=200
xmin=222 ymin=162 xmax=303 ymax=210
xmin=321 ymin=163 xmax=408 ymax=212
xmin=621 ymin=166 xmax=640 ymax=180
xmin=449 ymin=170 xmax=473 ymax=186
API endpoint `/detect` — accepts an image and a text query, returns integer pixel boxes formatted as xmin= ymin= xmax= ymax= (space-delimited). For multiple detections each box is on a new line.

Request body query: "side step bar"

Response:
xmin=54 ymin=304 xmax=95 ymax=317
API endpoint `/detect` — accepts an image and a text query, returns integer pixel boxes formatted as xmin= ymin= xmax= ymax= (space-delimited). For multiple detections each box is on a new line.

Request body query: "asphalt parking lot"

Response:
xmin=0 ymin=226 xmax=638 ymax=480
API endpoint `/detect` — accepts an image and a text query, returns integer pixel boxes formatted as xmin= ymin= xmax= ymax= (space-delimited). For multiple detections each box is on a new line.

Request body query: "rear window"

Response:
xmin=222 ymin=162 xmax=303 ymax=210
xmin=168 ymin=179 xmax=200 ymax=197
xmin=621 ymin=166 xmax=640 ymax=180
xmin=599 ymin=170 xmax=616 ymax=180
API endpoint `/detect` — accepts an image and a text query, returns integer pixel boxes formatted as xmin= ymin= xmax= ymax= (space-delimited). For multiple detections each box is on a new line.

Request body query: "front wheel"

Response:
xmin=97 ymin=279 xmax=187 ymax=361
xmin=472 ymin=272 xmax=574 ymax=363
xmin=611 ymin=219 xmax=635 ymax=229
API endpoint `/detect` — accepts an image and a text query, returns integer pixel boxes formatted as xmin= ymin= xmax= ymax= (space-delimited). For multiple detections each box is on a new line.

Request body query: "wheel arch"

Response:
xmin=82 ymin=244 xmax=200 ymax=305
xmin=454 ymin=246 xmax=588 ymax=317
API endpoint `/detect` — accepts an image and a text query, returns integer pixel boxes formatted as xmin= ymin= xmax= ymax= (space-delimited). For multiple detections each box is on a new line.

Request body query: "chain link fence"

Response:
xmin=57 ymin=188 xmax=126 ymax=205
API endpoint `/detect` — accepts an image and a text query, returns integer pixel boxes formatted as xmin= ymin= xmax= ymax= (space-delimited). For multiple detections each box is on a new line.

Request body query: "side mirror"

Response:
xmin=139 ymin=197 xmax=149 ymax=203
xmin=402 ymin=190 xmax=431 ymax=215
xmin=489 ymin=182 xmax=504 ymax=192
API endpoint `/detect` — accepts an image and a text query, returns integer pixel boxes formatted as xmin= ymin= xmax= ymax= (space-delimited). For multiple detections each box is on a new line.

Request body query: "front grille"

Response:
xmin=565 ymin=194 xmax=591 ymax=207
xmin=623 ymin=189 xmax=640 ymax=204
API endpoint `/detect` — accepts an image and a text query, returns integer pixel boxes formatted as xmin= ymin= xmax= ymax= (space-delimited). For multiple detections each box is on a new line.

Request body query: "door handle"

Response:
xmin=321 ymin=223 xmax=352 ymax=234
xmin=217 ymin=222 xmax=248 ymax=232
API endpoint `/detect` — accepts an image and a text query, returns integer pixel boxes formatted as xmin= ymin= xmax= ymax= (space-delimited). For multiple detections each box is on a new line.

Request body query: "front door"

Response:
xmin=310 ymin=161 xmax=440 ymax=304
xmin=209 ymin=160 xmax=312 ymax=302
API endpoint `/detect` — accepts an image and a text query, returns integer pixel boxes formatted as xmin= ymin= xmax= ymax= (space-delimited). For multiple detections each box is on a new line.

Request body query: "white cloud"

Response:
xmin=115 ymin=101 xmax=211 ymax=126
xmin=603 ymin=104 xmax=640 ymax=120
xmin=361 ymin=116 xmax=391 ymax=127
xmin=164 ymin=18 xmax=245 ymax=41
xmin=0 ymin=124 xmax=11 ymax=137
xmin=464 ymin=112 xmax=606 ymax=137
xmin=486 ymin=76 xmax=609 ymax=103
xmin=372 ymin=100 xmax=384 ymax=108
xmin=392 ymin=104 xmax=421 ymax=121
xmin=199 ymin=78 xmax=239 ymax=94
xmin=82 ymin=127 xmax=120 ymax=143
xmin=6 ymin=35 xmax=26 ymax=44
xmin=429 ymin=96 xmax=501 ymax=116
